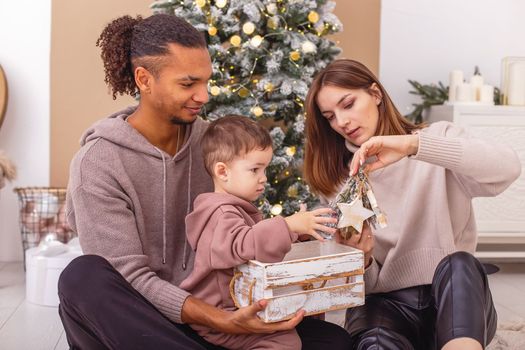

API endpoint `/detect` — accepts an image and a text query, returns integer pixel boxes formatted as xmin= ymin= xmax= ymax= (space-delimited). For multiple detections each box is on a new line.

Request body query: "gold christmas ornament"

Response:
xmin=264 ymin=82 xmax=274 ymax=92
xmin=208 ymin=26 xmax=217 ymax=36
xmin=250 ymin=35 xmax=263 ymax=48
xmin=242 ymin=22 xmax=255 ymax=35
xmin=215 ymin=0 xmax=227 ymax=8
xmin=285 ymin=146 xmax=296 ymax=156
xmin=315 ymin=23 xmax=324 ymax=35
xmin=301 ymin=40 xmax=317 ymax=54
xmin=237 ymin=87 xmax=250 ymax=98
xmin=270 ymin=204 xmax=283 ymax=216
xmin=267 ymin=16 xmax=279 ymax=30
xmin=289 ymin=51 xmax=301 ymax=61
xmin=195 ymin=0 xmax=206 ymax=8
xmin=287 ymin=187 xmax=298 ymax=198
xmin=266 ymin=3 xmax=278 ymax=15
xmin=210 ymin=86 xmax=221 ymax=96
xmin=308 ymin=11 xmax=320 ymax=23
xmin=251 ymin=106 xmax=263 ymax=117
xmin=229 ymin=35 xmax=242 ymax=47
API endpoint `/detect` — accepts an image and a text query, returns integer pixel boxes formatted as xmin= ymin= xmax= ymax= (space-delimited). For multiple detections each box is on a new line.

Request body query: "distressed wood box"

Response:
xmin=230 ymin=240 xmax=365 ymax=323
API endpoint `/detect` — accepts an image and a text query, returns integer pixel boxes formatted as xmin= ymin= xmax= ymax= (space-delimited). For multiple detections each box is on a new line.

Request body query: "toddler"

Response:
xmin=180 ymin=115 xmax=336 ymax=349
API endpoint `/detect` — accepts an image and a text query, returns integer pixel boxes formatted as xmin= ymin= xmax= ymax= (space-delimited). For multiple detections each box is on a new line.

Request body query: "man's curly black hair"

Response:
xmin=96 ymin=14 xmax=206 ymax=99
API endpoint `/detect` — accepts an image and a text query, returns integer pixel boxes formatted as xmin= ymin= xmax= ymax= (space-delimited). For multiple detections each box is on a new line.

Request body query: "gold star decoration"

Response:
xmin=337 ymin=198 xmax=374 ymax=233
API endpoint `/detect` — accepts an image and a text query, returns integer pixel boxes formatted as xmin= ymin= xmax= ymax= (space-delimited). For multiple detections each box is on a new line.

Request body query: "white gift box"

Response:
xmin=231 ymin=240 xmax=365 ymax=323
xmin=25 ymin=242 xmax=82 ymax=307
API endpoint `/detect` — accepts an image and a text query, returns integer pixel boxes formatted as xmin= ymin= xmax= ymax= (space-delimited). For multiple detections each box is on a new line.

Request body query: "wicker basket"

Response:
xmin=13 ymin=187 xmax=76 ymax=252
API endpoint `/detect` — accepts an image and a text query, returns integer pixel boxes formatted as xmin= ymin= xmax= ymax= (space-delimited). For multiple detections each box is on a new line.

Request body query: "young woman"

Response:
xmin=304 ymin=59 xmax=521 ymax=350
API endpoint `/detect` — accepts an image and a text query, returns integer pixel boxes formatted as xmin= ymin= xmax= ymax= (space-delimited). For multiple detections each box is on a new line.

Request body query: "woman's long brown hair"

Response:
xmin=304 ymin=59 xmax=423 ymax=198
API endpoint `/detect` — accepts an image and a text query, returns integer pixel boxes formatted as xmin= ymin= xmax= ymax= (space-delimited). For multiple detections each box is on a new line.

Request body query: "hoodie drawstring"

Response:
xmin=154 ymin=145 xmax=192 ymax=269
xmin=154 ymin=147 xmax=168 ymax=265
xmin=182 ymin=146 xmax=192 ymax=270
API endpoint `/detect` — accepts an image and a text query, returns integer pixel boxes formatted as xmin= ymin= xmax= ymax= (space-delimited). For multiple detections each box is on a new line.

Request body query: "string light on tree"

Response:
xmin=251 ymin=106 xmax=263 ymax=117
xmin=215 ymin=0 xmax=227 ymax=9
xmin=307 ymin=11 xmax=319 ymax=23
xmin=242 ymin=22 xmax=255 ymax=35
xmin=195 ymin=0 xmax=206 ymax=8
xmin=229 ymin=35 xmax=242 ymax=47
xmin=208 ymin=26 xmax=217 ymax=36
xmin=210 ymin=86 xmax=221 ymax=96
xmin=250 ymin=35 xmax=263 ymax=48
xmin=289 ymin=50 xmax=301 ymax=61
xmin=270 ymin=204 xmax=283 ymax=216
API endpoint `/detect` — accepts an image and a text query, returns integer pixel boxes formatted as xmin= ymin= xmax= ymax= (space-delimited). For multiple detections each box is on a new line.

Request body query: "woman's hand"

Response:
xmin=350 ymin=134 xmax=419 ymax=175
xmin=336 ymin=223 xmax=374 ymax=268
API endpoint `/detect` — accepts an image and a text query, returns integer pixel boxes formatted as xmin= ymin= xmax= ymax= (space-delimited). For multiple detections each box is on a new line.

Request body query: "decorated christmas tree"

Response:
xmin=151 ymin=0 xmax=342 ymax=217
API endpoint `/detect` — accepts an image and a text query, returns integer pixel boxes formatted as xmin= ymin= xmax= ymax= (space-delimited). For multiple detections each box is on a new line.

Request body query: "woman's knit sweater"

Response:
xmin=344 ymin=121 xmax=521 ymax=294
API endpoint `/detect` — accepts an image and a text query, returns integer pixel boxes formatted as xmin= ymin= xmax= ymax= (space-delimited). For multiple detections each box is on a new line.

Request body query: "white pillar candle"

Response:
xmin=448 ymin=70 xmax=464 ymax=102
xmin=508 ymin=62 xmax=525 ymax=106
xmin=456 ymin=83 xmax=474 ymax=102
xmin=479 ymin=84 xmax=494 ymax=104
xmin=470 ymin=74 xmax=484 ymax=101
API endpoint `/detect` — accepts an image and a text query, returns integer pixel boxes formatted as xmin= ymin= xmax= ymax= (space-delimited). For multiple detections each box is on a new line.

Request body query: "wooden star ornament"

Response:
xmin=337 ymin=198 xmax=374 ymax=233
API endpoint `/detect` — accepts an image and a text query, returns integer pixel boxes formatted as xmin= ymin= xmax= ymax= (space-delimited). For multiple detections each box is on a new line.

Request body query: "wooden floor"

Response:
xmin=0 ymin=261 xmax=524 ymax=349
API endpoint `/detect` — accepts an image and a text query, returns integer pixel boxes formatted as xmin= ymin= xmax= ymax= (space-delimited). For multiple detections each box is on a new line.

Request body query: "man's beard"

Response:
xmin=169 ymin=115 xmax=193 ymax=125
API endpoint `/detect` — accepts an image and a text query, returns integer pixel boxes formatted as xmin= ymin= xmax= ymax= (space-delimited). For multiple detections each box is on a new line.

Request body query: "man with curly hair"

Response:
xmin=58 ymin=14 xmax=352 ymax=349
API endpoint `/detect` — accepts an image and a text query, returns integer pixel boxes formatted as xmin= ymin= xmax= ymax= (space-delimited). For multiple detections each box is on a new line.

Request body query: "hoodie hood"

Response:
xmin=80 ymin=106 xmax=168 ymax=159
xmin=185 ymin=192 xmax=262 ymax=249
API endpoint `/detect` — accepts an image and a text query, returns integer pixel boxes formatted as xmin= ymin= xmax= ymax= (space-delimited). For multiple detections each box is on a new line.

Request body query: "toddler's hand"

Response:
xmin=284 ymin=208 xmax=337 ymax=241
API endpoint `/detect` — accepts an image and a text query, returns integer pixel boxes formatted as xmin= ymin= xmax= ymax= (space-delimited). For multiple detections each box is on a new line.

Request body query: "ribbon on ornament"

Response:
xmin=330 ymin=168 xmax=387 ymax=240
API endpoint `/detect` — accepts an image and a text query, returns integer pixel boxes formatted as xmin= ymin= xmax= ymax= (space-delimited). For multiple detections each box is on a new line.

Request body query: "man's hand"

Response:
xmin=182 ymin=296 xmax=304 ymax=334
xmin=221 ymin=300 xmax=304 ymax=334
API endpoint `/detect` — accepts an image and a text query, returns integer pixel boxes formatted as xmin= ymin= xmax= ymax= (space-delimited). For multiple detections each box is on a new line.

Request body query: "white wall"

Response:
xmin=0 ymin=1 xmax=51 ymax=261
xmin=380 ymin=0 xmax=525 ymax=115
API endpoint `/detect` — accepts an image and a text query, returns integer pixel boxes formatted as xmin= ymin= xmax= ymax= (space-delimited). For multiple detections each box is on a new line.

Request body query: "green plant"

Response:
xmin=405 ymin=70 xmax=502 ymax=124
xmin=405 ymin=80 xmax=448 ymax=124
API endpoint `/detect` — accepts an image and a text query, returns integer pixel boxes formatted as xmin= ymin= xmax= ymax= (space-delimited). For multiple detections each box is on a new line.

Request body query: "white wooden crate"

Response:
xmin=230 ymin=240 xmax=365 ymax=323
